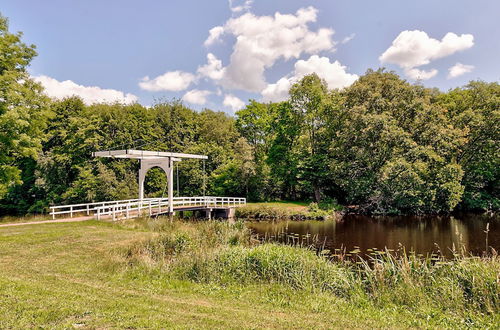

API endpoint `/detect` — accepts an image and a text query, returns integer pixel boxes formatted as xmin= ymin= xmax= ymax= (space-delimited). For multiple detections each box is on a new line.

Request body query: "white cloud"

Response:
xmin=223 ymin=94 xmax=245 ymax=111
xmin=261 ymin=77 xmax=293 ymax=103
xmin=380 ymin=30 xmax=474 ymax=80
xmin=380 ymin=30 xmax=474 ymax=68
xmin=205 ymin=7 xmax=336 ymax=92
xmin=341 ymin=33 xmax=355 ymax=44
xmin=295 ymin=55 xmax=358 ymax=89
xmin=448 ymin=62 xmax=474 ymax=79
xmin=229 ymin=0 xmax=253 ymax=13
xmin=197 ymin=53 xmax=225 ymax=80
xmin=139 ymin=70 xmax=195 ymax=92
xmin=404 ymin=68 xmax=438 ymax=80
xmin=204 ymin=26 xmax=224 ymax=47
xmin=182 ymin=89 xmax=211 ymax=105
xmin=34 ymin=75 xmax=138 ymax=105
xmin=262 ymin=55 xmax=358 ymax=102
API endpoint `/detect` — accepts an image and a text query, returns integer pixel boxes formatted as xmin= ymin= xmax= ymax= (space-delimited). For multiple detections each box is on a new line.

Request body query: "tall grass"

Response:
xmin=123 ymin=218 xmax=500 ymax=318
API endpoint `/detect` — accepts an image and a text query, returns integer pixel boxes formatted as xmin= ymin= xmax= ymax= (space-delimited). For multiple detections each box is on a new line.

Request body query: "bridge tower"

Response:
xmin=92 ymin=149 xmax=208 ymax=214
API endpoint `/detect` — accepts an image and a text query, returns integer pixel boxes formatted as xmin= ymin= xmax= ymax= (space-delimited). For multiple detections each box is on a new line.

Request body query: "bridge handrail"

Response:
xmin=48 ymin=198 xmax=165 ymax=219
xmin=49 ymin=198 xmax=159 ymax=210
xmin=50 ymin=196 xmax=246 ymax=220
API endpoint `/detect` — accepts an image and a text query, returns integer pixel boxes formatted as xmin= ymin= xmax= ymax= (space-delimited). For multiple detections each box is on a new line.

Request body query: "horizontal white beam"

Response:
xmin=92 ymin=149 xmax=208 ymax=160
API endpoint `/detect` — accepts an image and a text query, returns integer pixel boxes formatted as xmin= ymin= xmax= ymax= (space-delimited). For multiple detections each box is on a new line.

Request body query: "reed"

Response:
xmin=124 ymin=218 xmax=500 ymax=319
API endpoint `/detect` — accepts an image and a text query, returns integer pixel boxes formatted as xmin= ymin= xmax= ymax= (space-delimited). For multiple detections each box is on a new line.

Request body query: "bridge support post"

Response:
xmin=168 ymin=157 xmax=174 ymax=215
xmin=138 ymin=157 xmax=174 ymax=215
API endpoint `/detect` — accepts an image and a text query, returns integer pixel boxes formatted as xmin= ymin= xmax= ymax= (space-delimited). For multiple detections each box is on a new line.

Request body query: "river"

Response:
xmin=247 ymin=213 xmax=500 ymax=258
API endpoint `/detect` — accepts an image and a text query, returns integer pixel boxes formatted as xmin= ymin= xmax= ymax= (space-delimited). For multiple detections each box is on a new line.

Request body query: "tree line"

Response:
xmin=0 ymin=15 xmax=498 ymax=215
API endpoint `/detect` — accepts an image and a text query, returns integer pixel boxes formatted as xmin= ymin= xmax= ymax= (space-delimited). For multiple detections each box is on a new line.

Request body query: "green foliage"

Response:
xmin=0 ymin=13 xmax=498 ymax=214
xmin=437 ymin=81 xmax=500 ymax=211
xmin=0 ymin=15 xmax=49 ymax=199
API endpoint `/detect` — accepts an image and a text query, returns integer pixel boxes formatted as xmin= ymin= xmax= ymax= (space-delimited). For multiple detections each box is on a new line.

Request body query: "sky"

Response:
xmin=2 ymin=0 xmax=499 ymax=114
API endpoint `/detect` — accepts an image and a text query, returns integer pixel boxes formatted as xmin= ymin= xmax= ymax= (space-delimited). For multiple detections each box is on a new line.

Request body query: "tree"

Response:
xmin=289 ymin=74 xmax=331 ymax=202
xmin=330 ymin=69 xmax=465 ymax=213
xmin=0 ymin=15 xmax=49 ymax=199
xmin=438 ymin=81 xmax=500 ymax=211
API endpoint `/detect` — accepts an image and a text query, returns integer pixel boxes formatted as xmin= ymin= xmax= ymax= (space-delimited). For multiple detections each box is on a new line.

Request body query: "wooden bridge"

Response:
xmin=50 ymin=196 xmax=246 ymax=221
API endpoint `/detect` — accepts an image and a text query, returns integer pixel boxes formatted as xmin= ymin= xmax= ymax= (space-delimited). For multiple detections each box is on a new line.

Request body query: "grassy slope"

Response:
xmin=246 ymin=201 xmax=309 ymax=210
xmin=0 ymin=220 xmax=497 ymax=328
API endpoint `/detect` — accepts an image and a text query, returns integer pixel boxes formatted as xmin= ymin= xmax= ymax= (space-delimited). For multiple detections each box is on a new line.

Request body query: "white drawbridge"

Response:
xmin=49 ymin=149 xmax=246 ymax=221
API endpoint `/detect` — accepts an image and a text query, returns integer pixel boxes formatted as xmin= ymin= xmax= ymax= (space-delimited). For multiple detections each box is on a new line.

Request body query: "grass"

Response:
xmin=237 ymin=200 xmax=339 ymax=220
xmin=0 ymin=213 xmax=52 ymax=224
xmin=0 ymin=218 xmax=499 ymax=328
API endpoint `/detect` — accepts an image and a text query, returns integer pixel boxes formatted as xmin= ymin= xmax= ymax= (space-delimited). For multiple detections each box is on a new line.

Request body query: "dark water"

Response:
xmin=247 ymin=213 xmax=500 ymax=258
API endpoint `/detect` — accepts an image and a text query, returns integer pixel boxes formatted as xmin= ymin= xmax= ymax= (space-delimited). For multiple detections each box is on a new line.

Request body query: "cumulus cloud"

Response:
xmin=404 ymin=68 xmax=438 ymax=80
xmin=204 ymin=6 xmax=336 ymax=92
xmin=34 ymin=75 xmax=137 ymax=105
xmin=139 ymin=70 xmax=195 ymax=91
xmin=182 ymin=89 xmax=211 ymax=105
xmin=380 ymin=30 xmax=474 ymax=80
xmin=261 ymin=77 xmax=293 ymax=103
xmin=204 ymin=26 xmax=224 ymax=47
xmin=197 ymin=53 xmax=225 ymax=80
xmin=223 ymin=94 xmax=245 ymax=111
xmin=448 ymin=62 xmax=474 ymax=79
xmin=262 ymin=55 xmax=358 ymax=102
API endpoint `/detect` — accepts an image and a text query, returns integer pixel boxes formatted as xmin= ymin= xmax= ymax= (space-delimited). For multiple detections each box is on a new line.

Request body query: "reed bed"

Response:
xmin=124 ymin=218 xmax=500 ymax=320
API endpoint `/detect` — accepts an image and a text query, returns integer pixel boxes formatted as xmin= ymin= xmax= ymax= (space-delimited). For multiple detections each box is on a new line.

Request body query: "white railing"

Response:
xmin=49 ymin=196 xmax=246 ymax=221
xmin=48 ymin=198 xmax=158 ymax=219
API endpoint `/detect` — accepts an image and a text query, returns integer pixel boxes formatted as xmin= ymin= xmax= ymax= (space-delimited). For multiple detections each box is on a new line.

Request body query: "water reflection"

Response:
xmin=246 ymin=213 xmax=499 ymax=258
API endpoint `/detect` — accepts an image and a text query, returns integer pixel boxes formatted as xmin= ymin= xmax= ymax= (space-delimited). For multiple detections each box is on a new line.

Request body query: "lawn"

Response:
xmin=0 ymin=219 xmax=498 ymax=328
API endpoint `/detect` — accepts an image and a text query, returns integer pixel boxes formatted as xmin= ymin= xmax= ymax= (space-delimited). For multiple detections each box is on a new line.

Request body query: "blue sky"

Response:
xmin=2 ymin=0 xmax=499 ymax=113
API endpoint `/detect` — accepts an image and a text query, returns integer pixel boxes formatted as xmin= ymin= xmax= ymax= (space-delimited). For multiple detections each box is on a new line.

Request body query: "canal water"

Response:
xmin=247 ymin=213 xmax=500 ymax=258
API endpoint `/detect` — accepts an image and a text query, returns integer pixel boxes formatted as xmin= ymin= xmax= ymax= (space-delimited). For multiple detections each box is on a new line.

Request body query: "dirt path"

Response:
xmin=0 ymin=216 xmax=94 ymax=227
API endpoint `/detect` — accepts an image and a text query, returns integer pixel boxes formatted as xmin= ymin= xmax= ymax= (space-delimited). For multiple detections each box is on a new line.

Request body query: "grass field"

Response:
xmin=0 ymin=219 xmax=498 ymax=328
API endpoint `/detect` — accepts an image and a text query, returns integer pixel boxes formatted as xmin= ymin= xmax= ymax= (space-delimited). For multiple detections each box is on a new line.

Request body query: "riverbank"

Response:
xmin=236 ymin=201 xmax=342 ymax=220
xmin=1 ymin=218 xmax=498 ymax=328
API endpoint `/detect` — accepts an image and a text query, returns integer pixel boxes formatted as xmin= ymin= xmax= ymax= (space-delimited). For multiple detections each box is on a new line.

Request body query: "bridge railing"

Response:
xmin=49 ymin=198 xmax=161 ymax=219
xmin=50 ymin=196 xmax=246 ymax=220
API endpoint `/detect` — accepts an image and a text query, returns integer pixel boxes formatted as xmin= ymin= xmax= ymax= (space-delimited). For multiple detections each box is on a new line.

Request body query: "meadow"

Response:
xmin=0 ymin=217 xmax=498 ymax=329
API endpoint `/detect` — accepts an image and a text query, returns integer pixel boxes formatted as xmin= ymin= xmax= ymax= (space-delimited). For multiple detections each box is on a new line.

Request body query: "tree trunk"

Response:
xmin=313 ymin=185 xmax=321 ymax=203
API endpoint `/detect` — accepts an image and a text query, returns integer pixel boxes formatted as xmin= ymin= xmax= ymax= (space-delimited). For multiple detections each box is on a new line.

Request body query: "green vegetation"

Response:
xmin=236 ymin=201 xmax=340 ymax=220
xmin=0 ymin=13 xmax=498 ymax=215
xmin=1 ymin=218 xmax=498 ymax=328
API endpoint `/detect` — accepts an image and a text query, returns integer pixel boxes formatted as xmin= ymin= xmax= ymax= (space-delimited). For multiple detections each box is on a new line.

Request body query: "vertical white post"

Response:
xmin=112 ymin=206 xmax=116 ymax=221
xmin=168 ymin=157 xmax=174 ymax=215
xmin=126 ymin=204 xmax=130 ymax=219
xmin=139 ymin=161 xmax=146 ymax=201
xmin=70 ymin=206 xmax=73 ymax=218
xmin=51 ymin=208 xmax=55 ymax=220
xmin=86 ymin=204 xmax=90 ymax=216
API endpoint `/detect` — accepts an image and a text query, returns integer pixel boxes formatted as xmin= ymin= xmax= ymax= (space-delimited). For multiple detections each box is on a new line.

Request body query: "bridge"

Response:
xmin=49 ymin=149 xmax=246 ymax=221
